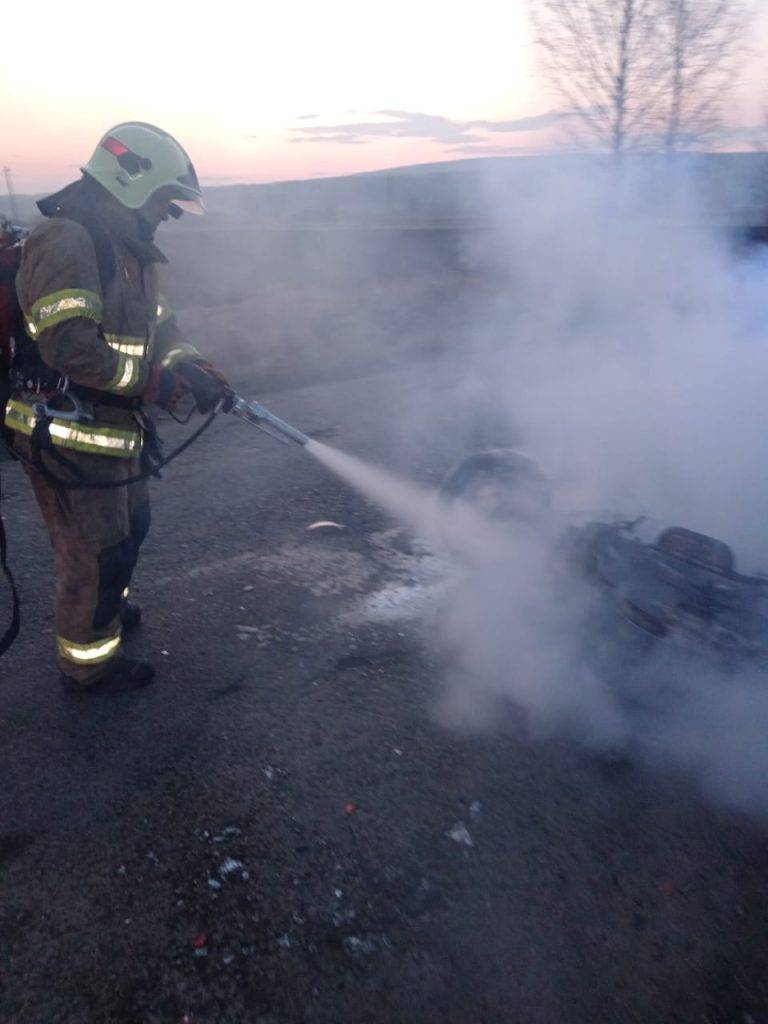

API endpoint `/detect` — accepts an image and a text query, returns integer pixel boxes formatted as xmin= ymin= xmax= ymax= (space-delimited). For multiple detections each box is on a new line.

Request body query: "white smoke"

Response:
xmin=315 ymin=158 xmax=768 ymax=815
xmin=441 ymin=160 xmax=768 ymax=812
xmin=465 ymin=161 xmax=768 ymax=559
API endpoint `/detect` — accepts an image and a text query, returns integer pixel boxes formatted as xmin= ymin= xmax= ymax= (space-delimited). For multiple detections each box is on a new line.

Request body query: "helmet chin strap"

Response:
xmin=136 ymin=209 xmax=159 ymax=243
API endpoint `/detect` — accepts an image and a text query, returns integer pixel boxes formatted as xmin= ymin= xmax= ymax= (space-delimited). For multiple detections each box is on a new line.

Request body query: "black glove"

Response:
xmin=145 ymin=365 xmax=190 ymax=412
xmin=177 ymin=360 xmax=231 ymax=413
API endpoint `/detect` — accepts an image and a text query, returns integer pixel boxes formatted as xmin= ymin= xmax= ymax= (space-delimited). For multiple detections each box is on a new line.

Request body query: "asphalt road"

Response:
xmin=1 ymin=364 xmax=767 ymax=1024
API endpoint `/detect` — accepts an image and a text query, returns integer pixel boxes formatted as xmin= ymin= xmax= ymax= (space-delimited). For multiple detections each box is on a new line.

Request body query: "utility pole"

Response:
xmin=2 ymin=166 xmax=20 ymax=224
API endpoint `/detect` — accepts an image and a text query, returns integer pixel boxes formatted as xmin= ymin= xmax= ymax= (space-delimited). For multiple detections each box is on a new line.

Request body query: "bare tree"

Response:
xmin=529 ymin=0 xmax=748 ymax=154
xmin=529 ymin=0 xmax=668 ymax=155
xmin=661 ymin=0 xmax=747 ymax=151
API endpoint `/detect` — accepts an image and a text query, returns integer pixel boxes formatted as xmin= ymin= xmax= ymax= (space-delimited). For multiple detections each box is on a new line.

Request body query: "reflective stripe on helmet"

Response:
xmin=106 ymin=351 xmax=141 ymax=393
xmin=104 ymin=333 xmax=146 ymax=358
xmin=4 ymin=398 xmax=142 ymax=458
xmin=58 ymin=628 xmax=122 ymax=666
xmin=25 ymin=289 xmax=102 ymax=337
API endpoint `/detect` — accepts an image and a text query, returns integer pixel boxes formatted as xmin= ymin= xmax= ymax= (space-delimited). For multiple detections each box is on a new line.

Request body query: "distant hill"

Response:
xmin=3 ymin=151 xmax=767 ymax=231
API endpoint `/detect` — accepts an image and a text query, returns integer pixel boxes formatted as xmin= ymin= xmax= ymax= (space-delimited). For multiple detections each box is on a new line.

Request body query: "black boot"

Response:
xmin=61 ymin=654 xmax=156 ymax=694
xmin=120 ymin=600 xmax=142 ymax=632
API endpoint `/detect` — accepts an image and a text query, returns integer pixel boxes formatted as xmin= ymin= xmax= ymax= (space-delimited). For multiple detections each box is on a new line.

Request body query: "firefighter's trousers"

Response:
xmin=14 ymin=436 xmax=150 ymax=685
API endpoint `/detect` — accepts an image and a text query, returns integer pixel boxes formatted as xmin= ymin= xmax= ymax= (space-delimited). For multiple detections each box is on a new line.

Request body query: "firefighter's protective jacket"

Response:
xmin=5 ymin=183 xmax=200 ymax=457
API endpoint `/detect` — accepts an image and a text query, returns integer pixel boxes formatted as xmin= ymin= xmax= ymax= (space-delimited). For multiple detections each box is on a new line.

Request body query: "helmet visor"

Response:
xmin=173 ymin=161 xmax=204 ymax=214
xmin=151 ymin=183 xmax=205 ymax=218
xmin=170 ymin=195 xmax=205 ymax=216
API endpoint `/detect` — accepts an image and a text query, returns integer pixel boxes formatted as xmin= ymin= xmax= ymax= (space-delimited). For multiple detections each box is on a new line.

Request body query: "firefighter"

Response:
xmin=5 ymin=122 xmax=229 ymax=692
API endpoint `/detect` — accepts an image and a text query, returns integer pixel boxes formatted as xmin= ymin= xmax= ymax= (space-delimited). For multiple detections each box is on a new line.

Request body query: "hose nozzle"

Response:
xmin=228 ymin=394 xmax=309 ymax=446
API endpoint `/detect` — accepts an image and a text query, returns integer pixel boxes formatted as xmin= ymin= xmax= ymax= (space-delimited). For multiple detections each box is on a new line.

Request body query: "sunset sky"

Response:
xmin=3 ymin=0 xmax=767 ymax=195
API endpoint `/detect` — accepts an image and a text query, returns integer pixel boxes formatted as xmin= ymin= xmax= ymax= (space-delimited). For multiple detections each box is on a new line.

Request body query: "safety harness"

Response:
xmin=14 ymin=398 xmax=219 ymax=489
xmin=0 ymin=393 xmax=220 ymax=659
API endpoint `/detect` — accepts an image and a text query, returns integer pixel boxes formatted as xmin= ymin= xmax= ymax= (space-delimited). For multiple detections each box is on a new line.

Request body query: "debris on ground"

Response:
xmin=307 ymin=520 xmax=346 ymax=530
xmin=343 ymin=934 xmax=391 ymax=956
xmin=212 ymin=826 xmax=242 ymax=843
xmin=447 ymin=823 xmax=474 ymax=847
xmin=219 ymin=857 xmax=245 ymax=877
xmin=345 ymin=802 xmax=356 ymax=815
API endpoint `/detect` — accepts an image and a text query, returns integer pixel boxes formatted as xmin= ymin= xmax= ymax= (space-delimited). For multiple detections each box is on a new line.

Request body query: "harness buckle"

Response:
xmin=32 ymin=389 xmax=95 ymax=424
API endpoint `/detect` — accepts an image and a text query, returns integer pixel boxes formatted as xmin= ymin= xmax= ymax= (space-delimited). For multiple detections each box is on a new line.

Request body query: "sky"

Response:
xmin=2 ymin=0 xmax=767 ymax=195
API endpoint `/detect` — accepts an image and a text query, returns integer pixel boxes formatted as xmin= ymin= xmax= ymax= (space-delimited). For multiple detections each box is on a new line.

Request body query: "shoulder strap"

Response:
xmin=75 ymin=216 xmax=118 ymax=293
xmin=41 ymin=185 xmax=118 ymax=293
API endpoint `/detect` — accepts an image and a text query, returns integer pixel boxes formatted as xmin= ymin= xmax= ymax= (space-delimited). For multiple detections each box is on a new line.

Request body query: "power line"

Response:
xmin=2 ymin=167 xmax=20 ymax=224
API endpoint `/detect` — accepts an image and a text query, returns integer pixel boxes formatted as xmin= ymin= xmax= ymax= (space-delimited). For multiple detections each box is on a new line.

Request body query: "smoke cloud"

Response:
xmin=313 ymin=158 xmax=768 ymax=815
xmin=430 ymin=163 xmax=768 ymax=814
xmin=163 ymin=153 xmax=768 ymax=815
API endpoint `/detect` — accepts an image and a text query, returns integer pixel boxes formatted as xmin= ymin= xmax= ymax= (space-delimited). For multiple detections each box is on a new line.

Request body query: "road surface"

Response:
xmin=1 ymin=364 xmax=766 ymax=1024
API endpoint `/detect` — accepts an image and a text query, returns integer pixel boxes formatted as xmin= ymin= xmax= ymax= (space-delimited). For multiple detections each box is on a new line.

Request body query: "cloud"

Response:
xmin=711 ymin=123 xmax=768 ymax=146
xmin=290 ymin=109 xmax=574 ymax=148
xmin=199 ymin=174 xmax=251 ymax=184
xmin=613 ymin=122 xmax=768 ymax=151
xmin=297 ymin=114 xmax=319 ymax=120
xmin=448 ymin=143 xmax=527 ymax=156
xmin=467 ymin=111 xmax=571 ymax=133
xmin=291 ymin=134 xmax=368 ymax=145
xmin=293 ymin=112 xmax=469 ymax=145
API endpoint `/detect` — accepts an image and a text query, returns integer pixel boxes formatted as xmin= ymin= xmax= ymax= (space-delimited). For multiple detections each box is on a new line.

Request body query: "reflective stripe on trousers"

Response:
xmin=57 ymin=627 xmax=122 ymax=666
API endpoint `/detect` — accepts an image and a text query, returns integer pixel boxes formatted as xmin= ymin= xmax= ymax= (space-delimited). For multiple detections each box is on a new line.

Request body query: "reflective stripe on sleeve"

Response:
xmin=106 ymin=351 xmax=141 ymax=394
xmin=104 ymin=333 xmax=146 ymax=358
xmin=156 ymin=296 xmax=173 ymax=326
xmin=4 ymin=398 xmax=142 ymax=458
xmin=57 ymin=628 xmax=122 ymax=666
xmin=25 ymin=289 xmax=102 ymax=337
xmin=160 ymin=343 xmax=198 ymax=369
